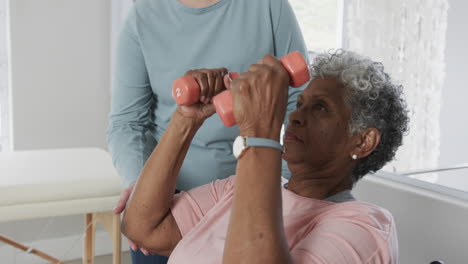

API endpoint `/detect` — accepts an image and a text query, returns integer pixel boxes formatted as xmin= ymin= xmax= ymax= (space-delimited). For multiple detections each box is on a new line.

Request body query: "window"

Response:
xmin=342 ymin=0 xmax=468 ymax=194
xmin=291 ymin=0 xmax=468 ymax=193
xmin=343 ymin=0 xmax=449 ymax=178
xmin=0 ymin=0 xmax=10 ymax=152
xmin=289 ymin=0 xmax=343 ymax=51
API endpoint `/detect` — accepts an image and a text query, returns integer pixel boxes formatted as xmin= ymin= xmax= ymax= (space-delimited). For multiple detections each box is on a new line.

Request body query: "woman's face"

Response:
xmin=283 ymin=77 xmax=354 ymax=171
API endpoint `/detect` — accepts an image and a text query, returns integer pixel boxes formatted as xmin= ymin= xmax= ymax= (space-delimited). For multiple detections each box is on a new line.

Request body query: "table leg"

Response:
xmin=83 ymin=213 xmax=96 ymax=264
xmin=0 ymin=235 xmax=64 ymax=263
xmin=94 ymin=211 xmax=122 ymax=264
xmin=112 ymin=213 xmax=121 ymax=264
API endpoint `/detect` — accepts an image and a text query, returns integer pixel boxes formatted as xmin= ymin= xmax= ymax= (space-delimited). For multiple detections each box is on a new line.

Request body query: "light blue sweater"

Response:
xmin=107 ymin=0 xmax=308 ymax=190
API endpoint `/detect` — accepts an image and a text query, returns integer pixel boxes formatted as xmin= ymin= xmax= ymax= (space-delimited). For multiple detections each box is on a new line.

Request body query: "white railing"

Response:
xmin=399 ymin=164 xmax=468 ymax=176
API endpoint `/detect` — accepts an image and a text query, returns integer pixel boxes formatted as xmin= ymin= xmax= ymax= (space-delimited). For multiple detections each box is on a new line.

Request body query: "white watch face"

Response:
xmin=233 ymin=136 xmax=245 ymax=158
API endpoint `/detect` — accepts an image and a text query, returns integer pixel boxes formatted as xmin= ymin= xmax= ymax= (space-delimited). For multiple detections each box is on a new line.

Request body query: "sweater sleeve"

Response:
xmin=106 ymin=6 xmax=157 ymax=187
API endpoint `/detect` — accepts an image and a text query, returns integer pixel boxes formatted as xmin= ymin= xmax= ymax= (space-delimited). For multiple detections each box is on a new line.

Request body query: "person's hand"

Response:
xmin=113 ymin=182 xmax=152 ymax=255
xmin=176 ymin=102 xmax=216 ymax=124
xmin=230 ymin=55 xmax=290 ymax=140
xmin=113 ymin=182 xmax=135 ymax=215
xmin=185 ymin=68 xmax=228 ymax=104
xmin=176 ymin=68 xmax=228 ymax=123
xmin=113 ymin=183 xmax=139 ymax=251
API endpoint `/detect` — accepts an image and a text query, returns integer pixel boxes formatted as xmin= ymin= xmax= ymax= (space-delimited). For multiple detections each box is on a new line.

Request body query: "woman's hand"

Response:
xmin=175 ymin=103 xmax=216 ymax=125
xmin=185 ymin=68 xmax=228 ymax=104
xmin=176 ymin=68 xmax=229 ymax=124
xmin=230 ymin=55 xmax=290 ymax=140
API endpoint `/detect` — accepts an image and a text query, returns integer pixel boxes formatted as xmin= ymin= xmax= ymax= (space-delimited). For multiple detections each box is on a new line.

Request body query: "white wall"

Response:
xmin=0 ymin=0 xmax=120 ymax=262
xmin=354 ymin=172 xmax=468 ymax=264
xmin=439 ymin=0 xmax=468 ymax=168
xmin=10 ymin=0 xmax=110 ymax=150
xmin=430 ymin=0 xmax=468 ymax=190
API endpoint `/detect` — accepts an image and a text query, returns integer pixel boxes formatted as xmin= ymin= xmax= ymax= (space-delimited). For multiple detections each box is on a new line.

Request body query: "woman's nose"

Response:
xmin=289 ymin=110 xmax=304 ymax=126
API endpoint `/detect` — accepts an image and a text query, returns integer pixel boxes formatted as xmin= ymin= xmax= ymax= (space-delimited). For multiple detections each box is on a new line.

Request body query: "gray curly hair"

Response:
xmin=311 ymin=50 xmax=409 ymax=183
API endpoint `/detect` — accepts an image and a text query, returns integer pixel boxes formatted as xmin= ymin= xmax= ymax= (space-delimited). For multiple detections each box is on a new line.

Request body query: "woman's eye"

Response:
xmin=296 ymin=102 xmax=303 ymax=109
xmin=314 ymin=103 xmax=327 ymax=112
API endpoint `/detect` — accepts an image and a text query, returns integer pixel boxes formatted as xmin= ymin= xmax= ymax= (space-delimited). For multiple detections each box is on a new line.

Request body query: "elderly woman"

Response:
xmin=121 ymin=50 xmax=409 ymax=263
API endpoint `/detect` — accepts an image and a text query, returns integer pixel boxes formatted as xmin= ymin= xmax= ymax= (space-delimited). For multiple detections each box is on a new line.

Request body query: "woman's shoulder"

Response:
xmin=323 ymin=200 xmax=396 ymax=235
xmin=294 ymin=201 xmax=398 ymax=263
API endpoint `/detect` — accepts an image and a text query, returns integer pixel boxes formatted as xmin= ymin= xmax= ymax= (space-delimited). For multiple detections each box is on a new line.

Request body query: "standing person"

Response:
xmin=106 ymin=0 xmax=307 ymax=263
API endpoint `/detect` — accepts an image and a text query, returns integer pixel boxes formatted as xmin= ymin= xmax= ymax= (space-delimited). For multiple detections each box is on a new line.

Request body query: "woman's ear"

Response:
xmin=351 ymin=128 xmax=381 ymax=160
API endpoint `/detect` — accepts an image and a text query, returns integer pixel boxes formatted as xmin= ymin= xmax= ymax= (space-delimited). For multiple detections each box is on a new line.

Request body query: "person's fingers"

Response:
xmin=113 ymin=198 xmax=125 ymax=214
xmin=230 ymin=73 xmax=251 ymax=95
xmin=223 ymin=74 xmax=232 ymax=90
xmin=113 ymin=187 xmax=130 ymax=214
xmin=218 ymin=68 xmax=228 ymax=82
xmin=141 ymin=248 xmax=150 ymax=256
xmin=195 ymin=71 xmax=209 ymax=103
xmin=203 ymin=70 xmax=215 ymax=103
xmin=214 ymin=70 xmax=225 ymax=96
xmin=260 ymin=55 xmax=290 ymax=83
xmin=248 ymin=63 xmax=268 ymax=73
xmin=218 ymin=68 xmax=228 ymax=93
xmin=219 ymin=68 xmax=228 ymax=75
xmin=128 ymin=239 xmax=138 ymax=251
xmin=261 ymin=54 xmax=280 ymax=67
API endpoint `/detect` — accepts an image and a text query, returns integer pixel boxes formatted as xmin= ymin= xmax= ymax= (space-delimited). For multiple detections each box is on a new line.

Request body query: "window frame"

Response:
xmin=0 ymin=0 xmax=11 ymax=152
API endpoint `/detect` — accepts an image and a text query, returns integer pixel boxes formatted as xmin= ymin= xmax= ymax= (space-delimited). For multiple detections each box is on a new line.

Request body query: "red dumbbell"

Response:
xmin=213 ymin=51 xmax=310 ymax=126
xmin=172 ymin=72 xmax=239 ymax=106
xmin=172 ymin=51 xmax=309 ymax=127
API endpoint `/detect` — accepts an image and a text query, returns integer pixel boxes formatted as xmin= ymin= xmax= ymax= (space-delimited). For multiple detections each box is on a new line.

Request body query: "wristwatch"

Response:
xmin=233 ymin=136 xmax=283 ymax=159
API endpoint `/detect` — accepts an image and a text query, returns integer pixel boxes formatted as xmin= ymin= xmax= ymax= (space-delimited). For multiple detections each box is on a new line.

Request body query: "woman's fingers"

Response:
xmin=195 ymin=71 xmax=209 ymax=103
xmin=204 ymin=70 xmax=215 ymax=103
xmin=214 ymin=68 xmax=227 ymax=96
xmin=224 ymin=72 xmax=240 ymax=90
xmin=113 ymin=183 xmax=134 ymax=214
xmin=260 ymin=54 xmax=279 ymax=67
xmin=113 ymin=192 xmax=127 ymax=214
xmin=187 ymin=68 xmax=229 ymax=104
xmin=128 ymin=239 xmax=138 ymax=251
xmin=140 ymin=248 xmax=150 ymax=256
xmin=201 ymin=68 xmax=228 ymax=103
xmin=223 ymin=74 xmax=231 ymax=90
xmin=248 ymin=63 xmax=267 ymax=74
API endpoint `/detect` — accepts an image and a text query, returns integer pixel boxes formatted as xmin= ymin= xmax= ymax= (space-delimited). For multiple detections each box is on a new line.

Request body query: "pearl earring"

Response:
xmin=351 ymin=154 xmax=357 ymax=160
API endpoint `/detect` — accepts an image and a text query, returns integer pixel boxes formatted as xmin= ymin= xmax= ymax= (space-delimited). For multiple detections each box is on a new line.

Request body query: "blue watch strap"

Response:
xmin=245 ymin=137 xmax=283 ymax=152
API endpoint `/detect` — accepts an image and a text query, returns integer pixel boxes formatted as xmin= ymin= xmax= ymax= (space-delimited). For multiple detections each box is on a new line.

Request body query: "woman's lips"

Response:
xmin=284 ymin=133 xmax=303 ymax=142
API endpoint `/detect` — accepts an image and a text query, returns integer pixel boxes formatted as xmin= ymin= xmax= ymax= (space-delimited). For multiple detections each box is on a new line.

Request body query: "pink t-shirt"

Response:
xmin=169 ymin=176 xmax=398 ymax=264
